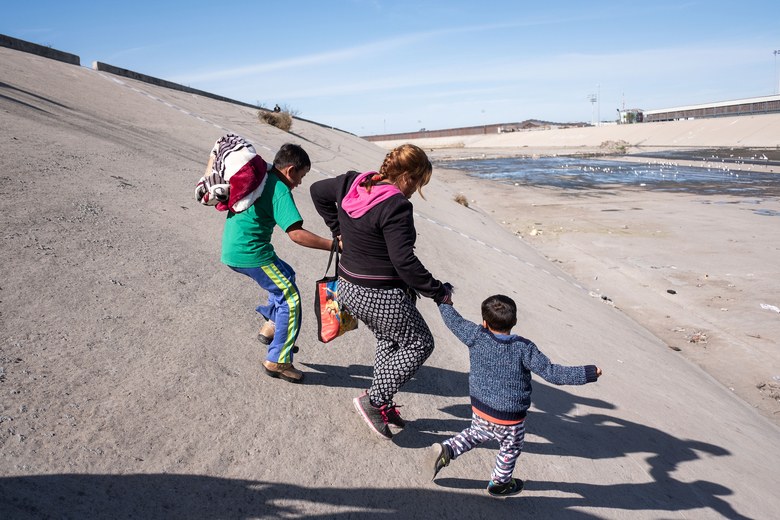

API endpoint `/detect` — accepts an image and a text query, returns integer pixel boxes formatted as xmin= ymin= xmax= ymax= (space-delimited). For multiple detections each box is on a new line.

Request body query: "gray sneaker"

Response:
xmin=353 ymin=393 xmax=392 ymax=440
xmin=429 ymin=443 xmax=451 ymax=480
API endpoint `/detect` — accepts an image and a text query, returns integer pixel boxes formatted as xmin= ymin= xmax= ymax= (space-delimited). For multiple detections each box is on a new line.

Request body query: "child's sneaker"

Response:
xmin=486 ymin=478 xmax=523 ymax=498
xmin=353 ymin=393 xmax=392 ymax=440
xmin=428 ymin=442 xmax=451 ymax=480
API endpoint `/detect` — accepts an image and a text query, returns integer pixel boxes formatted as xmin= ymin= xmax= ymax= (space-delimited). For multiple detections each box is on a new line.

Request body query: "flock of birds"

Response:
xmin=565 ymin=152 xmax=776 ymax=181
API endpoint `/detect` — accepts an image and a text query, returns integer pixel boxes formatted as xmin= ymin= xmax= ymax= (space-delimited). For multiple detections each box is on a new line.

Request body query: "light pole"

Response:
xmin=775 ymin=50 xmax=780 ymax=94
xmin=597 ymin=84 xmax=601 ymax=126
xmin=588 ymin=93 xmax=597 ymax=125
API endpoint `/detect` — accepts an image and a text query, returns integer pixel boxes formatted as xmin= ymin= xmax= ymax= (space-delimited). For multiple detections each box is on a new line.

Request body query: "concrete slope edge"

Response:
xmin=1 ymin=34 xmax=356 ymax=136
xmin=0 ymin=33 xmax=80 ymax=66
xmin=91 ymin=60 xmax=356 ymax=135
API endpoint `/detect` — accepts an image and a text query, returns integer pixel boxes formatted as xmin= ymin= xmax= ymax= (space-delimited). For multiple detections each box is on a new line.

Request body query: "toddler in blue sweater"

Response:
xmin=430 ymin=294 xmax=602 ymax=497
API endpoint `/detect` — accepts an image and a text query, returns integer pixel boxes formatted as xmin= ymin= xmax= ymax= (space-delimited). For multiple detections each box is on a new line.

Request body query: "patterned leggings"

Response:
xmin=337 ymin=278 xmax=434 ymax=407
xmin=444 ymin=413 xmax=526 ymax=484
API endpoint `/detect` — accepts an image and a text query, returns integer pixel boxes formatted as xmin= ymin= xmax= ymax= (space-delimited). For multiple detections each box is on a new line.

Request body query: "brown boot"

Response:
xmin=257 ymin=320 xmax=275 ymax=345
xmin=262 ymin=360 xmax=303 ymax=383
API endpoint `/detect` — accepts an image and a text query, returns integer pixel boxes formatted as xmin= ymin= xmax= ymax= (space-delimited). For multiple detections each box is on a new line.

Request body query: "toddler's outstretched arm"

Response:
xmin=438 ymin=303 xmax=481 ymax=347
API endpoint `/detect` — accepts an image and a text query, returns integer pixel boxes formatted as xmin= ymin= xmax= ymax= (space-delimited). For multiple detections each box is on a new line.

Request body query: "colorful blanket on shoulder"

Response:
xmin=195 ymin=133 xmax=268 ymax=212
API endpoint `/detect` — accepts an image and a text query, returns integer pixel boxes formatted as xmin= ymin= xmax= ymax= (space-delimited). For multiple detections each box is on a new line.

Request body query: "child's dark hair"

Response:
xmin=273 ymin=143 xmax=310 ymax=173
xmin=481 ymin=294 xmax=518 ymax=332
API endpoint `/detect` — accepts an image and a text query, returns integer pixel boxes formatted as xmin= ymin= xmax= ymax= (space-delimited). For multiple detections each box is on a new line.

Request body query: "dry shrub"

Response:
xmin=259 ymin=110 xmax=293 ymax=132
xmin=599 ymin=139 xmax=629 ymax=154
xmin=454 ymin=194 xmax=469 ymax=207
xmin=687 ymin=331 xmax=708 ymax=344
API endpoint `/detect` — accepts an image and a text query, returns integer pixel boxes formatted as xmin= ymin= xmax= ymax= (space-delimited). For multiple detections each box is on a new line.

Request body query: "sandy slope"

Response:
xmin=374 ymin=111 xmax=780 ymax=153
xmin=1 ymin=47 xmax=779 ymax=519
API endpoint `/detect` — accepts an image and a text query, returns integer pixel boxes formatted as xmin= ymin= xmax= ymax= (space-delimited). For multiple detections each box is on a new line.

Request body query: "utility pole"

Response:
xmin=588 ymin=93 xmax=597 ymax=125
xmin=775 ymin=50 xmax=780 ymax=94
xmin=597 ymin=84 xmax=601 ymax=127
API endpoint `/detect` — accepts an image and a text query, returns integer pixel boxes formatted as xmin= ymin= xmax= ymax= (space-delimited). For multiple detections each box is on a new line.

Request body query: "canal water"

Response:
xmin=436 ymin=155 xmax=780 ymax=197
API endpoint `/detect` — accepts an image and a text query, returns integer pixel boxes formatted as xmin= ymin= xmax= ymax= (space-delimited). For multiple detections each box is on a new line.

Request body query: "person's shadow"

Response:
xmin=300 ymin=361 xmax=469 ymax=399
xmin=302 ymin=361 xmax=747 ymax=518
xmin=2 ymin=363 xmax=751 ymax=519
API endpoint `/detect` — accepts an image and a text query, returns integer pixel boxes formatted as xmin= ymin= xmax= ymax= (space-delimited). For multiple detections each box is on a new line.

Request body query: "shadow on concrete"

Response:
xmin=2 ymin=474 xmax=520 ymax=520
xmin=426 ymin=382 xmax=742 ymax=518
xmin=299 ymin=362 xmax=471 ymax=399
xmin=0 ymin=81 xmax=71 ymax=110
xmin=0 ymin=93 xmax=51 ymax=113
xmin=0 ymin=405 xmax=746 ymax=520
xmin=295 ymin=362 xmax=744 ymax=517
xmin=0 ymin=468 xmax=747 ymax=520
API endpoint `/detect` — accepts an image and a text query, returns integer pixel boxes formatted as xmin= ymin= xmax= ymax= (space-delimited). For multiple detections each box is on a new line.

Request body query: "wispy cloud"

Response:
xmin=251 ymin=40 xmax=769 ymax=115
xmin=104 ymin=45 xmax=165 ymax=64
xmin=173 ymin=18 xmax=573 ymax=85
xmin=173 ymin=33 xmax=428 ymax=84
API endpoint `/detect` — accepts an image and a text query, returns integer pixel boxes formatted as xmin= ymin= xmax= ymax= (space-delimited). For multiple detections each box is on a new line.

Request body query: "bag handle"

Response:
xmin=324 ymin=238 xmax=340 ymax=276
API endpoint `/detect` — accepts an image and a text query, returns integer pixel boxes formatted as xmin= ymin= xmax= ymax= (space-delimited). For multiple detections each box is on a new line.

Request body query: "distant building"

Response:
xmin=643 ymin=94 xmax=780 ymax=122
xmin=362 ymin=94 xmax=780 ymax=141
xmin=363 ymin=120 xmax=587 ymax=141
xmin=618 ymin=109 xmax=644 ymax=124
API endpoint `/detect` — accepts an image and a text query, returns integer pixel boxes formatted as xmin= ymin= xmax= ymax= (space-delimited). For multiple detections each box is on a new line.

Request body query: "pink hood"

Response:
xmin=341 ymin=171 xmax=403 ymax=218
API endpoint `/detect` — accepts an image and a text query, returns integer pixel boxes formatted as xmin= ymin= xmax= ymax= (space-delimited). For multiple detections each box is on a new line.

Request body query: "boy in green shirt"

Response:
xmin=221 ymin=143 xmax=333 ymax=383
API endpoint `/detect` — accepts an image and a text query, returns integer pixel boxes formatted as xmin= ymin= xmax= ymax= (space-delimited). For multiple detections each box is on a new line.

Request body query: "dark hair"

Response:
xmin=273 ymin=143 xmax=310 ymax=173
xmin=481 ymin=294 xmax=517 ymax=332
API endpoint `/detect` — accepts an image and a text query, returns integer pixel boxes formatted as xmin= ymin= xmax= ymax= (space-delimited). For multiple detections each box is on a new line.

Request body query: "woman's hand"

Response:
xmin=440 ymin=283 xmax=454 ymax=305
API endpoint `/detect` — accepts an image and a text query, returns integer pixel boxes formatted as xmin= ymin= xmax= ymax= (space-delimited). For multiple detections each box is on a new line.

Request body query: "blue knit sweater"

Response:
xmin=439 ymin=304 xmax=598 ymax=422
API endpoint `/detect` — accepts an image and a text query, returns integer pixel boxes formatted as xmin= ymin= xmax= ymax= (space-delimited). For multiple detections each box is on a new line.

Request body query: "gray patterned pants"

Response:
xmin=338 ymin=278 xmax=434 ymax=406
xmin=444 ymin=413 xmax=526 ymax=484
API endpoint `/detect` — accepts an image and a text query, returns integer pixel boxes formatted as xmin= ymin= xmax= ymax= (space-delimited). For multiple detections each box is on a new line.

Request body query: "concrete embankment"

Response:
xmin=0 ymin=33 xmax=80 ymax=65
xmin=3 ymin=43 xmax=780 ymax=520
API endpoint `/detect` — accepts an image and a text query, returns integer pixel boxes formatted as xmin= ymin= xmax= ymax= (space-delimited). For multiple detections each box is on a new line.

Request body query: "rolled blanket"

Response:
xmin=196 ymin=133 xmax=268 ymax=212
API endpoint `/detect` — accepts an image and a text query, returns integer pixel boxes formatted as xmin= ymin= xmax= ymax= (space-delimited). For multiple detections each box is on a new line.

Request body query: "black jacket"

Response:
xmin=310 ymin=171 xmax=447 ymax=303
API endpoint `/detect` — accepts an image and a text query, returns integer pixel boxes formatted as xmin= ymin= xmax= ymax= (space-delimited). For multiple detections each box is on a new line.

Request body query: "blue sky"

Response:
xmin=3 ymin=0 xmax=779 ymax=135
